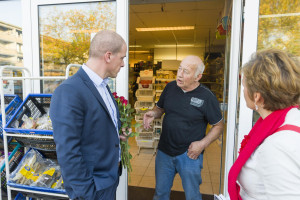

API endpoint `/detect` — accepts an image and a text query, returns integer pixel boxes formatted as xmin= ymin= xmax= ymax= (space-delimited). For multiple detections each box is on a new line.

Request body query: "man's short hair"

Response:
xmin=89 ymin=30 xmax=125 ymax=58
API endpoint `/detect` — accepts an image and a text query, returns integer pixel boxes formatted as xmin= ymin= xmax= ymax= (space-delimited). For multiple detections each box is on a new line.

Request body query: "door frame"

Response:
xmin=223 ymin=0 xmax=260 ymax=197
xmin=22 ymin=0 xmax=129 ymax=199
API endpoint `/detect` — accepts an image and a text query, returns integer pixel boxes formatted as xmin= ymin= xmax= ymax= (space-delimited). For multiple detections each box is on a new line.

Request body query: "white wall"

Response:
xmin=128 ymin=46 xmax=225 ymax=67
xmin=154 ymin=46 xmax=224 ymax=63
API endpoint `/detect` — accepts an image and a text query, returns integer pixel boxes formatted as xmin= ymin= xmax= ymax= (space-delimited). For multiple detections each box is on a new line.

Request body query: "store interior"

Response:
xmin=0 ymin=0 xmax=231 ymax=199
xmin=126 ymin=0 xmax=231 ymax=197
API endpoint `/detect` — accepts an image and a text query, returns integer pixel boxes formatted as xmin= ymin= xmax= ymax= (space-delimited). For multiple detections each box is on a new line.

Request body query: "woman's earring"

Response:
xmin=255 ymin=103 xmax=258 ymax=110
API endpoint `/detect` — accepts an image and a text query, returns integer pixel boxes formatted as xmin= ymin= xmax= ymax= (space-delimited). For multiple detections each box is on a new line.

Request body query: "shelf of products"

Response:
xmin=0 ymin=66 xmax=68 ymax=200
xmin=201 ymin=57 xmax=225 ymax=102
xmin=134 ymin=70 xmax=157 ymax=155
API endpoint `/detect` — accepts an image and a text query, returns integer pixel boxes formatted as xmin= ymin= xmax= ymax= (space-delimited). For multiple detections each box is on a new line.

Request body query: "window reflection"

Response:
xmin=257 ymin=0 xmax=299 ymax=55
xmin=38 ymin=1 xmax=116 ymax=93
xmin=253 ymin=0 xmax=299 ymax=123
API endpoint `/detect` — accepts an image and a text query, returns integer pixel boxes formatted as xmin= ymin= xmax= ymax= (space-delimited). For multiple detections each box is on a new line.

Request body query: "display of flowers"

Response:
xmin=112 ymin=92 xmax=141 ymax=178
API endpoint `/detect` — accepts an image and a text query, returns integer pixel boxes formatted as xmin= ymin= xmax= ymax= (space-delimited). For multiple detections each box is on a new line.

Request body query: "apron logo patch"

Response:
xmin=190 ymin=97 xmax=204 ymax=107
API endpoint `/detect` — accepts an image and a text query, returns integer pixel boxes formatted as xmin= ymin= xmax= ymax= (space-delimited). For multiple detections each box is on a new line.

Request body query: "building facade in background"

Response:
xmin=0 ymin=21 xmax=23 ymax=67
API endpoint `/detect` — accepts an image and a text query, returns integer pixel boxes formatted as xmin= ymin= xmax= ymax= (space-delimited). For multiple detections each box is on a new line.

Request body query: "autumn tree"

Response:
xmin=40 ymin=2 xmax=116 ymax=76
xmin=257 ymin=0 xmax=300 ymax=55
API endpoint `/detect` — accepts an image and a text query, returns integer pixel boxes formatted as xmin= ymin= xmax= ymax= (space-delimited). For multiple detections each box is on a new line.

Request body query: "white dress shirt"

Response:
xmin=82 ymin=64 xmax=120 ymax=161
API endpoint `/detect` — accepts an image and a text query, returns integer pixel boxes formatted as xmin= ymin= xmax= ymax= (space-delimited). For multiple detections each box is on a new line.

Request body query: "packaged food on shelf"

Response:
xmin=8 ymin=148 xmax=65 ymax=194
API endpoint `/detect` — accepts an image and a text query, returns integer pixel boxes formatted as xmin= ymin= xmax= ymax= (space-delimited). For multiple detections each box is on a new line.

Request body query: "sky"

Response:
xmin=0 ymin=0 xmax=22 ymax=27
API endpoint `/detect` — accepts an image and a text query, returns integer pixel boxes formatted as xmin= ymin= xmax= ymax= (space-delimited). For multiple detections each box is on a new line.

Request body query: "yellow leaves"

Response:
xmin=257 ymin=0 xmax=299 ymax=55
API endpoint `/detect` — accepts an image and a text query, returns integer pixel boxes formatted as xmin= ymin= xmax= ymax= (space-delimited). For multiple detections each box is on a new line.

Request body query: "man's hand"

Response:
xmin=119 ymin=127 xmax=132 ymax=141
xmin=187 ymin=141 xmax=206 ymax=160
xmin=143 ymin=111 xmax=155 ymax=129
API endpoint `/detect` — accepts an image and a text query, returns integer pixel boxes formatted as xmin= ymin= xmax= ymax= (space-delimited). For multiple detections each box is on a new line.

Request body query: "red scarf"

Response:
xmin=228 ymin=106 xmax=298 ymax=200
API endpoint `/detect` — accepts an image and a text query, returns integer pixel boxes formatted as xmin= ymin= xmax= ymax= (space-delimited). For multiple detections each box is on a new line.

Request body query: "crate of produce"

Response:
xmin=136 ymin=125 xmax=153 ymax=134
xmin=135 ymin=108 xmax=149 ymax=115
xmin=4 ymin=94 xmax=55 ymax=151
xmin=155 ymin=83 xmax=165 ymax=91
xmin=0 ymin=94 xmax=22 ymax=139
xmin=8 ymin=148 xmax=65 ymax=195
xmin=136 ymin=90 xmax=155 ymax=102
xmin=134 ymin=101 xmax=154 ymax=110
xmin=137 ymin=77 xmax=155 ymax=89
xmin=135 ymin=114 xmax=143 ymax=121
xmin=139 ymin=70 xmax=153 ymax=78
xmin=136 ymin=136 xmax=155 ymax=148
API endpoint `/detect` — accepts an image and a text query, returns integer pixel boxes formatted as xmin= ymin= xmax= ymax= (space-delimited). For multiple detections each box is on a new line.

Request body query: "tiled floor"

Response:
xmin=128 ymin=132 xmax=226 ymax=196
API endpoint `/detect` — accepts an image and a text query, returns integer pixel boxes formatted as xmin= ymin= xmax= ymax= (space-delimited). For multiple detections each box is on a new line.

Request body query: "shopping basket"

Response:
xmin=4 ymin=94 xmax=55 ymax=151
xmin=0 ymin=94 xmax=22 ymax=139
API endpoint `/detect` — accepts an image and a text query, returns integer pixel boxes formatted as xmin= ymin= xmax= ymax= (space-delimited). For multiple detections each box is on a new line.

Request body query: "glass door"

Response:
xmin=226 ymin=0 xmax=299 ymax=197
xmin=238 ymin=0 xmax=299 ymax=149
xmin=22 ymin=0 xmax=129 ymax=199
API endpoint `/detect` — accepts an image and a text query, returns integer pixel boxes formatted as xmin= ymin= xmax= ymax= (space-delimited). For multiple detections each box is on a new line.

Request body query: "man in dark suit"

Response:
xmin=50 ymin=30 xmax=127 ymax=200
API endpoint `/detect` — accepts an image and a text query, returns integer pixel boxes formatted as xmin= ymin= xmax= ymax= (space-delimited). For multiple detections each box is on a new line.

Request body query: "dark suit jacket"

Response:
xmin=50 ymin=67 xmax=121 ymax=200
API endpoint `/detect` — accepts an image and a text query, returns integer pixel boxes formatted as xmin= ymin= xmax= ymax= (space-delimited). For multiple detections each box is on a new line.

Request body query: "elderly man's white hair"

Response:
xmin=182 ymin=55 xmax=205 ymax=78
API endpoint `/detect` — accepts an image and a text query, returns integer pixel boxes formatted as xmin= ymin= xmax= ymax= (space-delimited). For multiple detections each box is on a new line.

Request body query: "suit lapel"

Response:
xmin=77 ymin=68 xmax=112 ymax=121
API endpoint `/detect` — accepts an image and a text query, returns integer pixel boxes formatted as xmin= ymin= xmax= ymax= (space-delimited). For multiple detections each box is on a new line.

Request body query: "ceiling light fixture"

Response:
xmin=129 ymin=45 xmax=142 ymax=48
xmin=129 ymin=50 xmax=150 ymax=53
xmin=154 ymin=44 xmax=194 ymax=48
xmin=136 ymin=26 xmax=194 ymax=32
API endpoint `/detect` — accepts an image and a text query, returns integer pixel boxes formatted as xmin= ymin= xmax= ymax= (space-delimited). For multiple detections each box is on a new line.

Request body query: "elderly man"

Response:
xmin=50 ymin=30 xmax=127 ymax=200
xmin=144 ymin=55 xmax=224 ymax=200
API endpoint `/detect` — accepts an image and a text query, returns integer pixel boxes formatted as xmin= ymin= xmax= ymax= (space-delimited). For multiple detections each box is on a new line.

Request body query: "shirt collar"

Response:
xmin=82 ymin=64 xmax=109 ymax=87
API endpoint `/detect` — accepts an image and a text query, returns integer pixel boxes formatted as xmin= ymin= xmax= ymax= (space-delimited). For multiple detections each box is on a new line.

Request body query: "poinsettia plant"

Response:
xmin=112 ymin=92 xmax=141 ymax=178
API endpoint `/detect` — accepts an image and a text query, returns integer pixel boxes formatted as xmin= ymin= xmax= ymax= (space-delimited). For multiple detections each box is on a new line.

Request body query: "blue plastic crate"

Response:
xmin=8 ymin=148 xmax=66 ymax=195
xmin=4 ymin=94 xmax=55 ymax=151
xmin=14 ymin=192 xmax=32 ymax=200
xmin=14 ymin=192 xmax=28 ymax=200
xmin=0 ymin=94 xmax=22 ymax=138
xmin=5 ymin=94 xmax=52 ymax=135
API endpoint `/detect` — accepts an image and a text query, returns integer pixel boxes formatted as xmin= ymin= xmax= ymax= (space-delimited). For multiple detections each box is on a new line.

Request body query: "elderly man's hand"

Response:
xmin=187 ymin=141 xmax=205 ymax=160
xmin=143 ymin=111 xmax=155 ymax=129
xmin=119 ymin=127 xmax=132 ymax=141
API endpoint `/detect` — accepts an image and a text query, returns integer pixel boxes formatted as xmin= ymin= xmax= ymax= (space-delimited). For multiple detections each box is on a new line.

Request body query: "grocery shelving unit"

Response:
xmin=0 ymin=65 xmax=81 ymax=200
xmin=134 ymin=70 xmax=158 ymax=155
xmin=201 ymin=57 xmax=225 ymax=102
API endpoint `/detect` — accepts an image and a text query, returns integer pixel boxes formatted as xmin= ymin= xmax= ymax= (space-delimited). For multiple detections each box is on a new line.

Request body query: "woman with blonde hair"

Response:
xmin=228 ymin=49 xmax=300 ymax=200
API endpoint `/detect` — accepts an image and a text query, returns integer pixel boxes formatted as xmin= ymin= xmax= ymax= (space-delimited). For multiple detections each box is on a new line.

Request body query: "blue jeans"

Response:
xmin=153 ymin=150 xmax=203 ymax=200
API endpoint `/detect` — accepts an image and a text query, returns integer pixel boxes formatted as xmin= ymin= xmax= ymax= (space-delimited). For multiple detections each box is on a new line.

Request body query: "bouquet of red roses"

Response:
xmin=112 ymin=92 xmax=141 ymax=178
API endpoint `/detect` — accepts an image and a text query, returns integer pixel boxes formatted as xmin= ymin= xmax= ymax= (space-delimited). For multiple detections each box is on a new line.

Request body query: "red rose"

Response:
xmin=123 ymin=99 xmax=128 ymax=106
xmin=112 ymin=92 xmax=117 ymax=98
xmin=120 ymin=96 xmax=125 ymax=103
